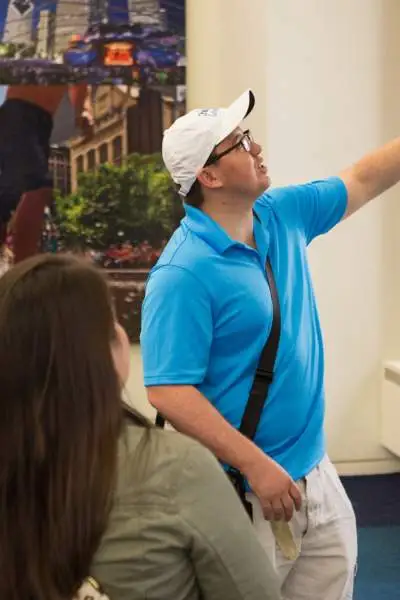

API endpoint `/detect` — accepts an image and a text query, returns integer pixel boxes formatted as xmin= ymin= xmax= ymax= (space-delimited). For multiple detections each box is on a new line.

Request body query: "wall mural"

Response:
xmin=0 ymin=0 xmax=186 ymax=87
xmin=0 ymin=0 xmax=186 ymax=341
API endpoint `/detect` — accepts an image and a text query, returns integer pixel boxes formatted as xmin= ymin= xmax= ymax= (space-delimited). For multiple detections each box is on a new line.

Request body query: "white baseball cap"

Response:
xmin=162 ymin=89 xmax=255 ymax=197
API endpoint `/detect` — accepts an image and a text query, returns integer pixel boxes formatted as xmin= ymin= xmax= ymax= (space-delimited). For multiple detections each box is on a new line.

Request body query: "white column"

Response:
xmin=186 ymin=0 xmax=269 ymax=150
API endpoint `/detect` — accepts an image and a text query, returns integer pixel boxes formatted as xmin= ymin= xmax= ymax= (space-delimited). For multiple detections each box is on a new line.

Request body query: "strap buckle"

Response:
xmin=255 ymin=367 xmax=273 ymax=382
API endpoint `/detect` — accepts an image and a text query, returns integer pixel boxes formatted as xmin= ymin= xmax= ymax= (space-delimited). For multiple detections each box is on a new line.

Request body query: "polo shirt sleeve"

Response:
xmin=262 ymin=176 xmax=348 ymax=244
xmin=140 ymin=265 xmax=213 ymax=386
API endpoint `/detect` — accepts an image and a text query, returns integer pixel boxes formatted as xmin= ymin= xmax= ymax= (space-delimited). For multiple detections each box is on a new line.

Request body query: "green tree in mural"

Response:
xmin=55 ymin=153 xmax=183 ymax=250
xmin=0 ymin=43 xmax=16 ymax=58
xmin=0 ymin=42 xmax=36 ymax=58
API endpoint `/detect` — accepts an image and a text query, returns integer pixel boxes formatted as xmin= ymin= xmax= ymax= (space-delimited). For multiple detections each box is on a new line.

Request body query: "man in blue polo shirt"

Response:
xmin=140 ymin=89 xmax=400 ymax=599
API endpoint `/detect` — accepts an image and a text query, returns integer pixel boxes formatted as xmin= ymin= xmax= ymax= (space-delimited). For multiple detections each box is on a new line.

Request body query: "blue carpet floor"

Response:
xmin=341 ymin=473 xmax=400 ymax=600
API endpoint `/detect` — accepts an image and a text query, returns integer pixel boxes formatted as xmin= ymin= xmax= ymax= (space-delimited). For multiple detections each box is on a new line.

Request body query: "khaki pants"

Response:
xmin=249 ymin=455 xmax=358 ymax=600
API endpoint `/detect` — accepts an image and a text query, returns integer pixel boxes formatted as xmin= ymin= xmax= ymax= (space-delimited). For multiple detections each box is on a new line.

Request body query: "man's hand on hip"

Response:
xmin=245 ymin=455 xmax=302 ymax=522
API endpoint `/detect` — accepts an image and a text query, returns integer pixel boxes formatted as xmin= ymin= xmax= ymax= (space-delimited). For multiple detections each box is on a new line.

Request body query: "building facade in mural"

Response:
xmin=44 ymin=84 xmax=185 ymax=341
xmin=3 ymin=0 xmax=34 ymax=45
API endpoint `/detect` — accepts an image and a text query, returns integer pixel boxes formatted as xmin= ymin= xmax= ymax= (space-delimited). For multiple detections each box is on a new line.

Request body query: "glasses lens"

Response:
xmin=241 ymin=136 xmax=251 ymax=152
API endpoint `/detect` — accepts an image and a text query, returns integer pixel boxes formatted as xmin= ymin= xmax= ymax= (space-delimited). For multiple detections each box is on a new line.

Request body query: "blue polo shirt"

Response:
xmin=140 ymin=177 xmax=348 ymax=480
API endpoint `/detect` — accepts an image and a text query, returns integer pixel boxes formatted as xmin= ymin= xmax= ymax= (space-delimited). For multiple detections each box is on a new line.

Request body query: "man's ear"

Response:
xmin=197 ymin=167 xmax=223 ymax=191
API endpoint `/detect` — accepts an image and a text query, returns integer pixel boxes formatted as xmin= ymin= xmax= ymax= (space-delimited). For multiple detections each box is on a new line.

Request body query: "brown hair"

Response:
xmin=0 ymin=254 xmax=124 ymax=600
xmin=181 ymin=179 xmax=205 ymax=208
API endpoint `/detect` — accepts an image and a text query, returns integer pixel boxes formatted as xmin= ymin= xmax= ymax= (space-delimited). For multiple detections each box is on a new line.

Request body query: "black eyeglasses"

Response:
xmin=205 ymin=130 xmax=254 ymax=166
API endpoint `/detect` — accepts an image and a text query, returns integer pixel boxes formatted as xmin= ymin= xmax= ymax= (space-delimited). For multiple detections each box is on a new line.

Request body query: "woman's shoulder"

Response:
xmin=122 ymin=419 xmax=209 ymax=464
xmin=116 ymin=422 xmax=216 ymax=507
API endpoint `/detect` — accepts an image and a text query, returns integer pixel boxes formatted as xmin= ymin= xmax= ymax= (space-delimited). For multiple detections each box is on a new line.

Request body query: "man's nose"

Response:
xmin=251 ymin=140 xmax=262 ymax=156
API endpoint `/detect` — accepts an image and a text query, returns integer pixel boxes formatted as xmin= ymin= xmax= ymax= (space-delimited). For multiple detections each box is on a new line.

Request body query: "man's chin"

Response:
xmin=259 ymin=175 xmax=271 ymax=194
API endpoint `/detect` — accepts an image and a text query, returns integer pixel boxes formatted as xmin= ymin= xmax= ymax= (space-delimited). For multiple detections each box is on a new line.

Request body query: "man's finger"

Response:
xmin=280 ymin=493 xmax=295 ymax=522
xmin=289 ymin=482 xmax=302 ymax=511
xmin=261 ymin=500 xmax=274 ymax=521
xmin=271 ymin=498 xmax=285 ymax=521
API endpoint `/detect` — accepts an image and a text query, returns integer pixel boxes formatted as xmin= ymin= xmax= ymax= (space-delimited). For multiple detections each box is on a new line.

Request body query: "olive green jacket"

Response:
xmin=84 ymin=423 xmax=280 ymax=600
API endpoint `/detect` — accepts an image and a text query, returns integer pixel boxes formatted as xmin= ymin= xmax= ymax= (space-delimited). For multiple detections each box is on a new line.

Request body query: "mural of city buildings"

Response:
xmin=0 ymin=1 xmax=186 ymax=339
xmin=0 ymin=0 xmax=185 ymax=85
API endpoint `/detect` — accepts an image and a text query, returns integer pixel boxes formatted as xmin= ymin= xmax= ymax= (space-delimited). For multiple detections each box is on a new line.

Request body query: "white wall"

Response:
xmin=127 ymin=0 xmax=400 ymax=474
xmin=186 ymin=0 xmax=269 ymax=147
xmin=125 ymin=345 xmax=154 ymax=417
xmin=265 ymin=0 xmax=400 ymax=474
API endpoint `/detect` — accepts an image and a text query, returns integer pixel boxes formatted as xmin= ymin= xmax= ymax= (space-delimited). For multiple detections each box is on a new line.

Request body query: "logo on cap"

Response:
xmin=197 ymin=109 xmax=218 ymax=118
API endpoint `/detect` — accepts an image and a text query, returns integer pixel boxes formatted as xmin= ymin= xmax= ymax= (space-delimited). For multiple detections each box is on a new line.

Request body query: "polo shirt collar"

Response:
xmin=183 ymin=204 xmax=233 ymax=253
xmin=183 ymin=204 xmax=270 ymax=260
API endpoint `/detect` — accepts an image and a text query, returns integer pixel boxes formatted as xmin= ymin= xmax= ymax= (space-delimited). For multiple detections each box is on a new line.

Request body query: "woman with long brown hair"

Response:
xmin=0 ymin=254 xmax=280 ymax=600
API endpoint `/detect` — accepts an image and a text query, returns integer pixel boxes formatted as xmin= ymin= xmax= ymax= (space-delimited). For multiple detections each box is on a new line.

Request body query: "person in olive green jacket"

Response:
xmin=0 ymin=253 xmax=280 ymax=600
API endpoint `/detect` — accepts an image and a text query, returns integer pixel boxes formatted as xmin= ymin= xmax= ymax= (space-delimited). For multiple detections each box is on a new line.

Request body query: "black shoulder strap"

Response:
xmin=155 ymin=256 xmax=281 ymax=434
xmin=155 ymin=410 xmax=165 ymax=428
xmin=238 ymin=257 xmax=281 ymax=440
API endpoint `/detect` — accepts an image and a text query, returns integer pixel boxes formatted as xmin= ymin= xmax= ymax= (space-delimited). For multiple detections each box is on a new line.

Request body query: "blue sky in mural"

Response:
xmin=0 ymin=1 xmax=185 ymax=38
